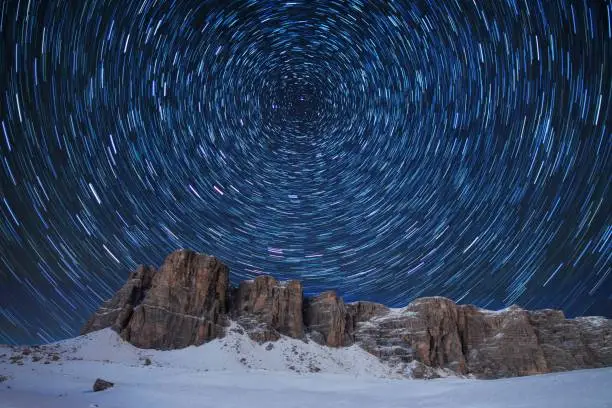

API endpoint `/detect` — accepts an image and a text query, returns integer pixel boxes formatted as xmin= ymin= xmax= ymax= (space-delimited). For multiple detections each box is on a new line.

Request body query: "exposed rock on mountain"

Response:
xmin=352 ymin=300 xmax=612 ymax=379
xmin=230 ymin=276 xmax=303 ymax=342
xmin=83 ymin=249 xmax=612 ymax=378
xmin=405 ymin=297 xmax=467 ymax=373
xmin=304 ymin=291 xmax=350 ymax=347
xmin=82 ymin=265 xmax=155 ymax=334
xmin=347 ymin=301 xmax=390 ymax=324
xmin=457 ymin=305 xmax=548 ymax=377
xmin=83 ymin=249 xmax=229 ymax=349
xmin=529 ymin=310 xmax=612 ymax=372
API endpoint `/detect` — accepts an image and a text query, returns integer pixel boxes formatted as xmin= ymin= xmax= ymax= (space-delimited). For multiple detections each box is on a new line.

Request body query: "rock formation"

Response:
xmin=83 ymin=249 xmax=229 ymax=349
xmin=82 ymin=264 xmax=156 ymax=334
xmin=93 ymin=378 xmax=114 ymax=392
xmin=304 ymin=291 xmax=350 ymax=347
xmin=230 ymin=276 xmax=303 ymax=342
xmin=351 ymin=299 xmax=611 ymax=378
xmin=83 ymin=249 xmax=612 ymax=379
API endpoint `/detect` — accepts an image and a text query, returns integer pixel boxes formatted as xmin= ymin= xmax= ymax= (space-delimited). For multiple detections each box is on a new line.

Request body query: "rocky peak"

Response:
xmin=83 ymin=249 xmax=229 ymax=349
xmin=230 ymin=275 xmax=303 ymax=342
xmin=82 ymin=249 xmax=612 ymax=379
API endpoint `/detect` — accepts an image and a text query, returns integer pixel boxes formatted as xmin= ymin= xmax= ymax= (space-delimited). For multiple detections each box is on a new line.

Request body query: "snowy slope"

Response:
xmin=40 ymin=322 xmax=397 ymax=377
xmin=1 ymin=325 xmax=611 ymax=408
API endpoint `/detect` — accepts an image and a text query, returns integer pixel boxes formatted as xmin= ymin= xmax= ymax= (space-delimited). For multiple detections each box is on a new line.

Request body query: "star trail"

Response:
xmin=0 ymin=0 xmax=611 ymax=344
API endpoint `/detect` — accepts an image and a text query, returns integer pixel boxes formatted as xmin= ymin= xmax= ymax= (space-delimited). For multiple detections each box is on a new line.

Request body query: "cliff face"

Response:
xmin=230 ymin=275 xmax=304 ymax=342
xmin=82 ymin=249 xmax=612 ymax=378
xmin=304 ymin=291 xmax=351 ymax=347
xmin=83 ymin=250 xmax=229 ymax=349
xmin=82 ymin=264 xmax=156 ymax=335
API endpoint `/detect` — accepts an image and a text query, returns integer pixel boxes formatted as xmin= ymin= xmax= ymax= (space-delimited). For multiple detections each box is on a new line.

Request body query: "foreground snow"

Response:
xmin=0 ymin=327 xmax=611 ymax=408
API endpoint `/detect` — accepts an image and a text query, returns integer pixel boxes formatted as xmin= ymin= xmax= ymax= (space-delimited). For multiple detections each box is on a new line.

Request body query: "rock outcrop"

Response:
xmin=304 ymin=291 xmax=350 ymax=347
xmin=347 ymin=301 xmax=390 ymax=323
xmin=93 ymin=378 xmax=114 ymax=392
xmin=351 ymin=299 xmax=612 ymax=378
xmin=83 ymin=249 xmax=229 ymax=349
xmin=529 ymin=310 xmax=612 ymax=372
xmin=82 ymin=265 xmax=155 ymax=334
xmin=83 ymin=248 xmax=612 ymax=379
xmin=457 ymin=305 xmax=548 ymax=378
xmin=230 ymin=276 xmax=303 ymax=342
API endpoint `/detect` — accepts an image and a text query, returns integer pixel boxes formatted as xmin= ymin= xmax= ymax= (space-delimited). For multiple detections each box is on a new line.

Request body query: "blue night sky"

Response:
xmin=0 ymin=0 xmax=610 ymax=344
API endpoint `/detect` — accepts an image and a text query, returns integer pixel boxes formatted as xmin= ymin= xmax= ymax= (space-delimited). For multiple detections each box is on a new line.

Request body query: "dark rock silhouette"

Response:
xmin=93 ymin=378 xmax=114 ymax=392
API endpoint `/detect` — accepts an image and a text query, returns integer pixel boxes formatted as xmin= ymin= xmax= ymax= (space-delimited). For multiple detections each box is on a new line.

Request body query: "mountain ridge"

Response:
xmin=82 ymin=249 xmax=612 ymax=379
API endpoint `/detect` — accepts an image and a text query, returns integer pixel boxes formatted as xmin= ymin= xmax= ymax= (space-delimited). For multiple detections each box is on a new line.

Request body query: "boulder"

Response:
xmin=92 ymin=378 xmax=114 ymax=392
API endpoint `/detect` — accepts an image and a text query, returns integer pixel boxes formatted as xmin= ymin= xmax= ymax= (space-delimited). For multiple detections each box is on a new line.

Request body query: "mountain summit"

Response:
xmin=83 ymin=249 xmax=612 ymax=379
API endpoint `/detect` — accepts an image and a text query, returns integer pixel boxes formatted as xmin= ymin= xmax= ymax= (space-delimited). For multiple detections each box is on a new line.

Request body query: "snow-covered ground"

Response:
xmin=1 ymin=326 xmax=611 ymax=408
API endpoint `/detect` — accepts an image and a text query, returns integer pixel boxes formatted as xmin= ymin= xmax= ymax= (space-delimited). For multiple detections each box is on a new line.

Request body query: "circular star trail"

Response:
xmin=0 ymin=0 xmax=610 ymax=343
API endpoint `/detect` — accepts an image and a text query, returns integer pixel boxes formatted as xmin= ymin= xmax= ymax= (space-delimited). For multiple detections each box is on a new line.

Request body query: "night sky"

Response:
xmin=1 ymin=0 xmax=611 ymax=345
